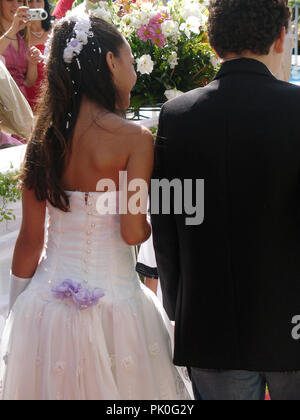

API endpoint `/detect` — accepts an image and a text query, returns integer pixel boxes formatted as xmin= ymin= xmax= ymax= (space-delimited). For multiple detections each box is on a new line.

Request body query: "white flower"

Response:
xmin=179 ymin=23 xmax=190 ymax=39
xmin=181 ymin=2 xmax=202 ymax=20
xmin=140 ymin=2 xmax=154 ymax=14
xmin=63 ymin=46 xmax=76 ymax=64
xmin=121 ymin=13 xmax=132 ymax=26
xmin=168 ymin=52 xmax=178 ymax=69
xmin=132 ymin=3 xmax=157 ymax=27
xmin=164 ymin=89 xmax=184 ymax=101
xmin=89 ymin=5 xmax=112 ymax=23
xmin=75 ymin=30 xmax=88 ymax=45
xmin=130 ymin=16 xmax=144 ymax=30
xmin=121 ymin=24 xmax=135 ymax=39
xmin=74 ymin=18 xmax=91 ymax=33
xmin=180 ymin=16 xmax=201 ymax=38
xmin=161 ymin=20 xmax=179 ymax=38
xmin=136 ymin=54 xmax=154 ymax=75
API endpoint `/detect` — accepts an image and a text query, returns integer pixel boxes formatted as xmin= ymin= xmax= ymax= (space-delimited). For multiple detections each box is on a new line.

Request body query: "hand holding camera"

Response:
xmin=7 ymin=7 xmax=48 ymax=39
xmin=9 ymin=6 xmax=30 ymax=36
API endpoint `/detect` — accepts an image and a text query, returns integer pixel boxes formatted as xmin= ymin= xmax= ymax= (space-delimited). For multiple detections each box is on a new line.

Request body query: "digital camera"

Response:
xmin=28 ymin=8 xmax=48 ymax=21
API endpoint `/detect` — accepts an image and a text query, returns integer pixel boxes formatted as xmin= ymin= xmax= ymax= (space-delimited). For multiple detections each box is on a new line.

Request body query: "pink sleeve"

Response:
xmin=52 ymin=0 xmax=75 ymax=19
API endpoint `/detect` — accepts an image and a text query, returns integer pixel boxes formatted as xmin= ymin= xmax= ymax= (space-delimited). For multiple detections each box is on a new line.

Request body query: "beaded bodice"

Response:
xmin=32 ymin=191 xmax=140 ymax=302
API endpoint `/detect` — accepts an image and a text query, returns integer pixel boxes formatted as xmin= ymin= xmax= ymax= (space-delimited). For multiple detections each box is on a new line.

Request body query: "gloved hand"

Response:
xmin=8 ymin=271 xmax=32 ymax=315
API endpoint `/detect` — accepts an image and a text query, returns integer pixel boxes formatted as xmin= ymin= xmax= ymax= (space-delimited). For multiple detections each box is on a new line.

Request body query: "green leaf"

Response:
xmin=0 ymin=168 xmax=21 ymax=223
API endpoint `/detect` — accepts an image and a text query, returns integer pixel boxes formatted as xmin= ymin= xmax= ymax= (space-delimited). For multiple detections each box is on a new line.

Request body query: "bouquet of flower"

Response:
xmin=86 ymin=0 xmax=219 ymax=109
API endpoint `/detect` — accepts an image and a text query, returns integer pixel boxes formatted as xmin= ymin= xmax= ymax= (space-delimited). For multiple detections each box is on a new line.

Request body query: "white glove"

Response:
xmin=8 ymin=271 xmax=32 ymax=315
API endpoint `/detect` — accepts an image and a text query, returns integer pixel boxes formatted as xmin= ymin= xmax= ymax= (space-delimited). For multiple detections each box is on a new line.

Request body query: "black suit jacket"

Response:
xmin=151 ymin=58 xmax=300 ymax=371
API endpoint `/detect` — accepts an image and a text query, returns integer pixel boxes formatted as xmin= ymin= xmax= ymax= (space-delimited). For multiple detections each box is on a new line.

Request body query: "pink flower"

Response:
xmin=137 ymin=25 xmax=151 ymax=42
xmin=136 ymin=11 xmax=169 ymax=48
xmin=148 ymin=23 xmax=166 ymax=47
xmin=137 ymin=21 xmax=167 ymax=47
xmin=153 ymin=34 xmax=166 ymax=47
xmin=149 ymin=12 xmax=170 ymax=26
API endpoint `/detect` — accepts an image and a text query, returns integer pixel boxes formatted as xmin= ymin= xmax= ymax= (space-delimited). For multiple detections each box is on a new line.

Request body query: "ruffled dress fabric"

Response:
xmin=0 ymin=191 xmax=191 ymax=400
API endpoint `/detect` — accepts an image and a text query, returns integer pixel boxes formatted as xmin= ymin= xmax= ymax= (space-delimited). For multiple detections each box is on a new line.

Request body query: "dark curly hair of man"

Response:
xmin=207 ymin=0 xmax=291 ymax=58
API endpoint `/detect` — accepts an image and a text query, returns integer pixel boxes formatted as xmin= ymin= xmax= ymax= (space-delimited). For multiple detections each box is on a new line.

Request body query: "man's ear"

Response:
xmin=274 ymin=26 xmax=286 ymax=54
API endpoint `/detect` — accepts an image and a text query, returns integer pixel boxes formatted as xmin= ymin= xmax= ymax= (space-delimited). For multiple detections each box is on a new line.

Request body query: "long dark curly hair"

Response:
xmin=208 ymin=0 xmax=291 ymax=58
xmin=20 ymin=17 xmax=125 ymax=211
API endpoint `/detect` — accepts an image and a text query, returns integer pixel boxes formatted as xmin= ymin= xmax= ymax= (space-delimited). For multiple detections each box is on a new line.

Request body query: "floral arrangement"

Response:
xmin=85 ymin=0 xmax=219 ymax=108
xmin=52 ymin=279 xmax=105 ymax=310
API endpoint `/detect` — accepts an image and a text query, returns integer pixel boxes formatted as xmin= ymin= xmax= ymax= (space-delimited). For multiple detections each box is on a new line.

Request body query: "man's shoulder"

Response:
xmin=275 ymin=79 xmax=300 ymax=96
xmin=270 ymin=79 xmax=300 ymax=111
xmin=161 ymin=83 xmax=217 ymax=119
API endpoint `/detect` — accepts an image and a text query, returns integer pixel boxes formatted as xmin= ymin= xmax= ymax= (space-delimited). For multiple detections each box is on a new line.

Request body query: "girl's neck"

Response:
xmin=30 ymin=21 xmax=43 ymax=33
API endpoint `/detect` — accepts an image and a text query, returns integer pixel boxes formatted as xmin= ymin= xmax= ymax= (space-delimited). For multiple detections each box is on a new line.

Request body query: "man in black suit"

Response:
xmin=151 ymin=0 xmax=300 ymax=400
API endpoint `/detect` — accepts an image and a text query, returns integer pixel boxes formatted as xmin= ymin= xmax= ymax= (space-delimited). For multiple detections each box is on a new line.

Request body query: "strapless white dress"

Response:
xmin=0 ymin=191 xmax=191 ymax=400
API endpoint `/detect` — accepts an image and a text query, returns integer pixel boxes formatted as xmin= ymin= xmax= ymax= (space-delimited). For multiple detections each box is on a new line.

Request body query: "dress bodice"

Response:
xmin=33 ymin=191 xmax=141 ymax=301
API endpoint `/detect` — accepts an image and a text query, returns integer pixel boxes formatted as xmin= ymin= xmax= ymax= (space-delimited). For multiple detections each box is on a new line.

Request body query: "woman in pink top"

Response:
xmin=0 ymin=1 xmax=41 ymax=98
xmin=0 ymin=1 xmax=41 ymax=144
xmin=25 ymin=0 xmax=52 ymax=111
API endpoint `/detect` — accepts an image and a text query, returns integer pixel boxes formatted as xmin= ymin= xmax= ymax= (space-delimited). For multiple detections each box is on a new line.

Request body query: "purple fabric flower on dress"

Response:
xmin=52 ymin=279 xmax=105 ymax=310
xmin=51 ymin=279 xmax=80 ymax=300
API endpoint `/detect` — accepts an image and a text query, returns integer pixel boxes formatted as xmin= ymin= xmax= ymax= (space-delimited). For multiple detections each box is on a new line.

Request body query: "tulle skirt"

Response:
xmin=0 ymin=282 xmax=192 ymax=400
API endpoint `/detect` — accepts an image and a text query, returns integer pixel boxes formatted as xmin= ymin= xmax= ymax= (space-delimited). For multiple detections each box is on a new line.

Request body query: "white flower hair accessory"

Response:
xmin=63 ymin=16 xmax=96 ymax=64
xmin=44 ymin=16 xmax=100 ymax=67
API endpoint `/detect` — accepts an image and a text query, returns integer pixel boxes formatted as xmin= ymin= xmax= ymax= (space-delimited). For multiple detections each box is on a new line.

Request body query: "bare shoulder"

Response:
xmin=122 ymin=121 xmax=154 ymax=152
xmin=92 ymin=112 xmax=154 ymax=158
xmin=94 ymin=113 xmax=153 ymax=141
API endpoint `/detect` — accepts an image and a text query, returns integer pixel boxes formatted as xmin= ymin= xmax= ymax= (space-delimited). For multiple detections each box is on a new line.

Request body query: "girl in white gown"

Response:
xmin=0 ymin=16 xmax=191 ymax=400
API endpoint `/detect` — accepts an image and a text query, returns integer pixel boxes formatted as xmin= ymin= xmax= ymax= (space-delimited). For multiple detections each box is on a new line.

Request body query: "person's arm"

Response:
xmin=120 ymin=127 xmax=153 ymax=246
xmin=12 ymin=187 xmax=46 ymax=278
xmin=8 ymin=187 xmax=46 ymax=313
xmin=150 ymin=106 xmax=180 ymax=321
xmin=24 ymin=47 xmax=42 ymax=87
xmin=0 ymin=6 xmax=29 ymax=56
xmin=145 ymin=277 xmax=158 ymax=294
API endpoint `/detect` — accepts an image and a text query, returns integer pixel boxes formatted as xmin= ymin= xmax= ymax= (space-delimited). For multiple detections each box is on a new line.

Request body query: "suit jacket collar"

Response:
xmin=214 ymin=58 xmax=276 ymax=81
